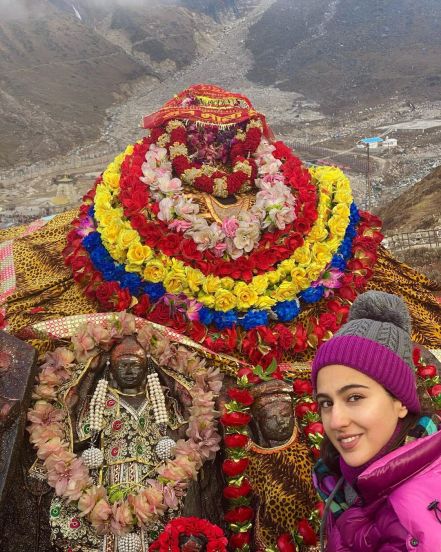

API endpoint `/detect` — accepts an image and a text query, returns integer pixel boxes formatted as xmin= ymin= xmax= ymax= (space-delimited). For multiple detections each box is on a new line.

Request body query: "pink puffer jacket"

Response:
xmin=322 ymin=431 xmax=441 ymax=551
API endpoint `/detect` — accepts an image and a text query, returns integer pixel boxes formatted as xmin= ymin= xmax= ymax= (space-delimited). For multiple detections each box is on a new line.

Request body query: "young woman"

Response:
xmin=312 ymin=290 xmax=441 ymax=551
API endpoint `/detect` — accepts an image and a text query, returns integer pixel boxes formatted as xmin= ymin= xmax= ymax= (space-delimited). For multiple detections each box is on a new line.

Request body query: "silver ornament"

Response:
xmin=81 ymin=446 xmax=104 ymax=469
xmin=118 ymin=533 xmax=142 ymax=552
xmin=155 ymin=436 xmax=176 ymax=460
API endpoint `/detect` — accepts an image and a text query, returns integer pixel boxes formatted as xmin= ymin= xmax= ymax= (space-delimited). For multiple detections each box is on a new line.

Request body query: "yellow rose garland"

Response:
xmin=93 ymin=148 xmax=352 ymax=312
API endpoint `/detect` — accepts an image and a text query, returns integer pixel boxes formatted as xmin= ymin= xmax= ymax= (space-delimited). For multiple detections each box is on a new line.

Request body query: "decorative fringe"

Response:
xmin=196 ymin=95 xmax=238 ymax=107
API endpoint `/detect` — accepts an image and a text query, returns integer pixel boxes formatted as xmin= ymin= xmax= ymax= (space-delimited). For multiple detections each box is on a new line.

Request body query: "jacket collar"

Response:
xmin=357 ymin=430 xmax=441 ymax=503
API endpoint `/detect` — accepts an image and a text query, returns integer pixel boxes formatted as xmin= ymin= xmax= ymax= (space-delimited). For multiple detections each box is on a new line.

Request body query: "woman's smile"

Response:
xmin=337 ymin=433 xmax=363 ymax=451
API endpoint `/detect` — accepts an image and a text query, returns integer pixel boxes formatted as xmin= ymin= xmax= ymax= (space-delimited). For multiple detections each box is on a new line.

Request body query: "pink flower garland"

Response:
xmin=28 ymin=313 xmax=223 ymax=536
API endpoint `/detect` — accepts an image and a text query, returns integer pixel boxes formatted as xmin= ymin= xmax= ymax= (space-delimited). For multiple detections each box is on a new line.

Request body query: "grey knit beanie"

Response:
xmin=337 ymin=290 xmax=414 ymax=368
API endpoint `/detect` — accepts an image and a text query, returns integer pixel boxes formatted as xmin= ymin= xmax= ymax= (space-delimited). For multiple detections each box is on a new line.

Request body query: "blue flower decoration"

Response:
xmin=213 ymin=310 xmax=238 ymax=330
xmin=83 ymin=231 xmax=102 ymax=251
xmin=89 ymin=244 xmax=111 ymax=264
xmin=345 ymin=225 xmax=357 ymax=240
xmin=300 ymin=285 xmax=325 ymax=303
xmin=339 ymin=238 xmax=353 ymax=260
xmin=113 ymin=265 xmax=127 ymax=281
xmin=350 ymin=203 xmax=360 ymax=223
xmin=142 ymin=282 xmax=165 ymax=301
xmin=199 ymin=307 xmax=214 ymax=325
xmin=241 ymin=309 xmax=269 ymax=330
xmin=330 ymin=255 xmax=346 ymax=270
xmin=272 ymin=300 xmax=300 ymax=322
xmin=120 ymin=273 xmax=142 ymax=295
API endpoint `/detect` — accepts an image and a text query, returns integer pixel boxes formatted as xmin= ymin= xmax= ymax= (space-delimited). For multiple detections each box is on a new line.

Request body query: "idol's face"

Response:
xmin=316 ymin=364 xmax=408 ymax=467
xmin=255 ymin=399 xmax=295 ymax=442
xmin=111 ymin=355 xmax=147 ymax=390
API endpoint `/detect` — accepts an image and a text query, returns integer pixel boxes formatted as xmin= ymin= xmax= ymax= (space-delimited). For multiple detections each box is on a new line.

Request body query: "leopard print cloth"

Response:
xmin=247 ymin=431 xmax=317 ymax=548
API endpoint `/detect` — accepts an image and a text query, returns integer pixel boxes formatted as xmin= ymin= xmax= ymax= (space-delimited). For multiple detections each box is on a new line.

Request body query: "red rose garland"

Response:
xmin=413 ymin=347 xmax=441 ymax=411
xmin=291 ymin=379 xmax=323 ymax=461
xmin=117 ymin=137 xmax=317 ymax=280
xmin=221 ymin=363 xmax=322 ymax=551
xmin=237 ymin=210 xmax=382 ymax=368
xmin=149 ymin=516 xmax=228 ymax=552
xmin=64 ymin=201 xmax=383 ymax=363
xmin=220 ymin=384 xmax=254 ymax=551
xmin=157 ymin=120 xmax=262 ymax=198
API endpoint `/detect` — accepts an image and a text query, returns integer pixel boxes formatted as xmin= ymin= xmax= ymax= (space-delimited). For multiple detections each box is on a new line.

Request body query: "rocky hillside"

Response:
xmin=3 ymin=0 xmax=441 ymax=171
xmin=377 ymin=165 xmax=441 ymax=289
xmin=377 ymin=165 xmax=441 ymax=285
xmin=0 ymin=0 xmax=251 ymax=169
xmin=377 ymin=165 xmax=441 ymax=233
xmin=0 ymin=1 xmax=147 ymax=168
xmin=246 ymin=0 xmax=441 ymax=112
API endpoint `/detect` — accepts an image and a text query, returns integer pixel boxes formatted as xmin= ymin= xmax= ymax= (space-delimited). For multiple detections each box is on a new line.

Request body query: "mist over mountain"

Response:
xmin=246 ymin=0 xmax=441 ymax=112
xmin=47 ymin=0 xmax=244 ymax=23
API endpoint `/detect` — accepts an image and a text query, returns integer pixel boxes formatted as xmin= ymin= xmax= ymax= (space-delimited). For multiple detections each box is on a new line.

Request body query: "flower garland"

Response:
xmin=87 ymin=156 xmax=353 ymax=314
xmin=236 ymin=211 xmax=382 ymax=368
xmin=412 ymin=347 xmax=441 ymax=411
xmin=157 ymin=119 xmax=262 ymax=198
xmin=117 ymin=137 xmax=316 ymax=276
xmin=93 ymin=140 xmax=318 ymax=277
xmin=149 ymin=516 xmax=228 ymax=551
xmin=64 ymin=205 xmax=381 ymax=369
xmin=220 ymin=363 xmax=323 ymax=551
xmin=64 ymin=137 xmax=383 ymax=366
xmin=195 ymin=201 xmax=361 ymax=328
xmin=291 ymin=379 xmax=324 ymax=460
xmin=69 ymin=195 xmax=361 ymax=330
xmin=27 ymin=313 xmax=223 ymax=537
xmin=137 ymin=139 xmax=297 ymax=259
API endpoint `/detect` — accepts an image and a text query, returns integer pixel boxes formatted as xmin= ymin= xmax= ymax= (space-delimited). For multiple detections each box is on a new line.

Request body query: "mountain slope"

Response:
xmin=377 ymin=165 xmax=441 ymax=233
xmin=0 ymin=0 xmax=251 ymax=168
xmin=0 ymin=1 xmax=146 ymax=167
xmin=246 ymin=0 xmax=441 ymax=112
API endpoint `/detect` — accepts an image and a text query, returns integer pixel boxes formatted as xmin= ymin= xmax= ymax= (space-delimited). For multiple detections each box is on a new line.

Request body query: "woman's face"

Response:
xmin=316 ymin=364 xmax=408 ymax=467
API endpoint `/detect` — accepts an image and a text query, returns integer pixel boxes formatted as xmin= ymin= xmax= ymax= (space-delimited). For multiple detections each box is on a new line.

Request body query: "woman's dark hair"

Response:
xmin=319 ymin=381 xmax=437 ymax=475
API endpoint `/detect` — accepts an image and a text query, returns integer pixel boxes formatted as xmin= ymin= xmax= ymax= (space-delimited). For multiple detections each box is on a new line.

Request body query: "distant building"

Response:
xmin=357 ymin=137 xmax=384 ymax=149
xmin=15 ymin=205 xmax=42 ymax=217
xmin=382 ymin=136 xmax=398 ymax=148
xmin=53 ymin=174 xmax=77 ymax=201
